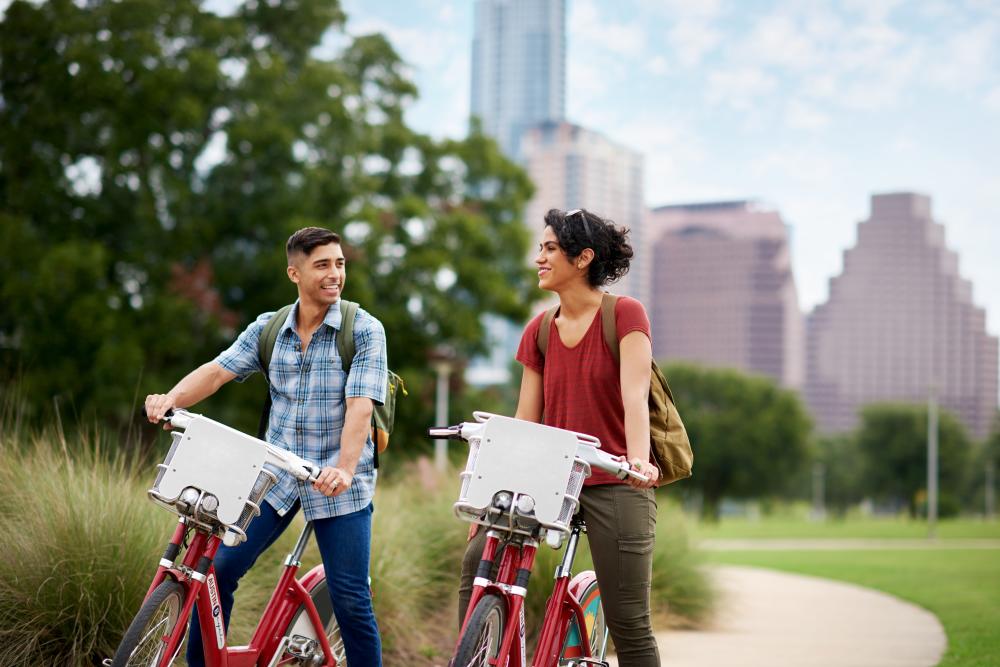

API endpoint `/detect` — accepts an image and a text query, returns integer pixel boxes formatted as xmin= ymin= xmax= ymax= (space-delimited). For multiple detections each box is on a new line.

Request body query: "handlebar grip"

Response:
xmin=428 ymin=426 xmax=462 ymax=439
xmin=141 ymin=406 xmax=174 ymax=420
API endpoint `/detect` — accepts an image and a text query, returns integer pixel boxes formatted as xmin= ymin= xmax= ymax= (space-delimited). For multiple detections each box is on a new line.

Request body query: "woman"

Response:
xmin=459 ymin=208 xmax=661 ymax=665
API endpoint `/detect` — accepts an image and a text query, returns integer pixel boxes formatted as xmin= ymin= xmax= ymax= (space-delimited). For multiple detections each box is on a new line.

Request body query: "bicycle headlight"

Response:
xmin=178 ymin=486 xmax=200 ymax=510
xmin=493 ymin=491 xmax=513 ymax=510
xmin=515 ymin=494 xmax=535 ymax=514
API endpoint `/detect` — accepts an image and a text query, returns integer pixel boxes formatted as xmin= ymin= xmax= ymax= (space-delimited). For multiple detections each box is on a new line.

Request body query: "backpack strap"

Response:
xmin=536 ymin=305 xmax=560 ymax=357
xmin=600 ymin=292 xmax=620 ymax=365
xmin=259 ymin=304 xmax=295 ymax=377
xmin=336 ymin=299 xmax=359 ymax=372
xmin=257 ymin=303 xmax=294 ymax=439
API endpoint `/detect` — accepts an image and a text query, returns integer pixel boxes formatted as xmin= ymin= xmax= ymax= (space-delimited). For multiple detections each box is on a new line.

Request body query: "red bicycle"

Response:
xmin=429 ymin=413 xmax=646 ymax=667
xmin=107 ymin=409 xmax=346 ymax=667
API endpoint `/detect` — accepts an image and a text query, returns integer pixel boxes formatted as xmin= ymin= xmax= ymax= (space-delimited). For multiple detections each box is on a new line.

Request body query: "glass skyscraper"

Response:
xmin=470 ymin=0 xmax=566 ymax=160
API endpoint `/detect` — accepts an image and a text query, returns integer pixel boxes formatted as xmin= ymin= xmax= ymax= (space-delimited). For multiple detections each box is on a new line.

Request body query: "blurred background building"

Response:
xmin=805 ymin=192 xmax=999 ymax=439
xmin=470 ymin=0 xmax=565 ymax=161
xmin=645 ymin=201 xmax=804 ymax=389
xmin=466 ymin=0 xmax=567 ymax=384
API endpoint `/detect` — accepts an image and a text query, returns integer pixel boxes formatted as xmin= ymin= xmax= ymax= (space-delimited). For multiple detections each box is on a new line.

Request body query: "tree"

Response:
xmin=0 ymin=0 xmax=535 ymax=435
xmin=855 ymin=403 xmax=972 ymax=517
xmin=813 ymin=433 xmax=865 ymax=518
xmin=663 ymin=363 xmax=812 ymax=520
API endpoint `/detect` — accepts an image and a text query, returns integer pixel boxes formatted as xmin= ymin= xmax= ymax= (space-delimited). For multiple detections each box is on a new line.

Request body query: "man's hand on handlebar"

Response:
xmin=312 ymin=466 xmax=351 ymax=497
xmin=144 ymin=394 xmax=178 ymax=430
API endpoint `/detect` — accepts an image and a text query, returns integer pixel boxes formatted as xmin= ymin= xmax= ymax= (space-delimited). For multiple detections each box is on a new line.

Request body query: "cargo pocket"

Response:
xmin=617 ymin=532 xmax=655 ymax=591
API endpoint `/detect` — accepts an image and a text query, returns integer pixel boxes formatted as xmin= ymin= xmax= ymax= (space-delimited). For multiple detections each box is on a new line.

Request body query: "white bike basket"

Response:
xmin=454 ymin=415 xmax=592 ymax=536
xmin=149 ymin=415 xmax=276 ymax=539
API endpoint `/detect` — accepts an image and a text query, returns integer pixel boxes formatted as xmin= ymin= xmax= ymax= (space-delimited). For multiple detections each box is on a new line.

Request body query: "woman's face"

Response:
xmin=535 ymin=225 xmax=580 ymax=291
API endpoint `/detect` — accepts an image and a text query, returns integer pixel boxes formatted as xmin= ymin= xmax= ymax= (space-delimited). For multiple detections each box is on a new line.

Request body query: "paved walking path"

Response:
xmin=607 ymin=565 xmax=947 ymax=667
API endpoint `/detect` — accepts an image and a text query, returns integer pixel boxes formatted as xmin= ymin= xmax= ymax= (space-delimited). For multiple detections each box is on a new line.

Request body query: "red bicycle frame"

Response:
xmin=142 ymin=518 xmax=336 ymax=667
xmin=457 ymin=521 xmax=603 ymax=667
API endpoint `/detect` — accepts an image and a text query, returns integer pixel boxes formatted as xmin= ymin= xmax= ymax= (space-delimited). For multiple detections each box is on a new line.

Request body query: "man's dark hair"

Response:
xmin=544 ymin=208 xmax=633 ymax=287
xmin=286 ymin=227 xmax=341 ymax=262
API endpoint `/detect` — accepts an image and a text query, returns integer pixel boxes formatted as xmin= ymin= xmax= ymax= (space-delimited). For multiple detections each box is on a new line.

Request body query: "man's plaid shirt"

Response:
xmin=214 ymin=300 xmax=388 ymax=520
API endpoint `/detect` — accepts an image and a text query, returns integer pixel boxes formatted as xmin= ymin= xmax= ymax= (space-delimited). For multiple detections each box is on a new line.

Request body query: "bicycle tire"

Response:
xmin=111 ymin=580 xmax=186 ymax=667
xmin=453 ymin=593 xmax=507 ymax=667
xmin=276 ymin=575 xmax=346 ymax=666
xmin=560 ymin=579 xmax=607 ymax=662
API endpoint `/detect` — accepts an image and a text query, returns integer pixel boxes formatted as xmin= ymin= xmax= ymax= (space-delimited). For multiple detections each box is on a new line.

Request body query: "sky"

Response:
xmin=335 ymin=0 xmax=1000 ymax=335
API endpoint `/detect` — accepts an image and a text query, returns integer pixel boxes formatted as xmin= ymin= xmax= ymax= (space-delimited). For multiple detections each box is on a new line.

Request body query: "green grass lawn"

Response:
xmin=708 ymin=548 xmax=1000 ymax=667
xmin=690 ymin=515 xmax=1000 ymax=540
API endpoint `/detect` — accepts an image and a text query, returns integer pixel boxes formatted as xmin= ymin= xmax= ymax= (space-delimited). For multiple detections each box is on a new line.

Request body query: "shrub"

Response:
xmin=0 ymin=428 xmax=163 ymax=665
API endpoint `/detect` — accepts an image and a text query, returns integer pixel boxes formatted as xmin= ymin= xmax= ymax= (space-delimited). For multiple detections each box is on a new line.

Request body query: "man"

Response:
xmin=145 ymin=227 xmax=387 ymax=666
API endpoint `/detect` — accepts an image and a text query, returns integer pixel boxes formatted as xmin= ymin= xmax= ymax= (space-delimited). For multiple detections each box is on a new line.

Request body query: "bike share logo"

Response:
xmin=207 ymin=573 xmax=226 ymax=648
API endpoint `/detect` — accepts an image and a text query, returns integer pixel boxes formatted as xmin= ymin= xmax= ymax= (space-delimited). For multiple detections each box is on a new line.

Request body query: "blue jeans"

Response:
xmin=186 ymin=501 xmax=381 ymax=666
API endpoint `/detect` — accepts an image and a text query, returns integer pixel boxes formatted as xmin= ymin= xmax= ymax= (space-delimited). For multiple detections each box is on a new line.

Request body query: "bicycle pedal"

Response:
xmin=562 ymin=660 xmax=609 ymax=667
xmin=286 ymin=634 xmax=323 ymax=664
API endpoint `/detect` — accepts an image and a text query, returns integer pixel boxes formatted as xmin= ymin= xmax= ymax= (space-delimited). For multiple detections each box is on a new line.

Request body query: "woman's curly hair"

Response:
xmin=545 ymin=208 xmax=633 ymax=287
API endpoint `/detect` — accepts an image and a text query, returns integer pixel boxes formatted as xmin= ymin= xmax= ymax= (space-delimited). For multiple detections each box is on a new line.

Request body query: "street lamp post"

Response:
xmin=927 ymin=387 xmax=939 ymax=539
xmin=430 ymin=345 xmax=457 ymax=473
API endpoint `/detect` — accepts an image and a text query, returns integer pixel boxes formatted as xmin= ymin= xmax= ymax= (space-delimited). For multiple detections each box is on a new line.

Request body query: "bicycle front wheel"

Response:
xmin=111 ymin=580 xmax=186 ymax=667
xmin=561 ymin=579 xmax=607 ymax=661
xmin=453 ymin=593 xmax=507 ymax=667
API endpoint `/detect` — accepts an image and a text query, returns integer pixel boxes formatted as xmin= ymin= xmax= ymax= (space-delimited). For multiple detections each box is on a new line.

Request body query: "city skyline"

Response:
xmin=334 ymin=0 xmax=1000 ymax=339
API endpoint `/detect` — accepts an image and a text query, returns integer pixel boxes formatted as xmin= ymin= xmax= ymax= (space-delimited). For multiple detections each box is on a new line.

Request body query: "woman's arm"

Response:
xmin=514 ymin=366 xmax=543 ymax=423
xmin=620 ymin=330 xmax=658 ymax=488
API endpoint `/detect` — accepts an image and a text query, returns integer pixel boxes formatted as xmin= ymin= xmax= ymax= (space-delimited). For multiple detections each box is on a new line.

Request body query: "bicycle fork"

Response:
xmin=534 ymin=524 xmax=590 ymax=665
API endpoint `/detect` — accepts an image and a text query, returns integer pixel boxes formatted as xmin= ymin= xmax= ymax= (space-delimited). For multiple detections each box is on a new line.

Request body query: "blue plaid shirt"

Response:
xmin=214 ymin=300 xmax=388 ymax=520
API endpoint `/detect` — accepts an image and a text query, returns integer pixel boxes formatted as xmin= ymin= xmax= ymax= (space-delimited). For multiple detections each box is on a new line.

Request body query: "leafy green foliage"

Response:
xmin=662 ymin=363 xmax=812 ymax=519
xmin=0 ymin=0 xmax=535 ymax=436
xmin=856 ymin=403 xmax=972 ymax=517
xmin=813 ymin=433 xmax=866 ymax=517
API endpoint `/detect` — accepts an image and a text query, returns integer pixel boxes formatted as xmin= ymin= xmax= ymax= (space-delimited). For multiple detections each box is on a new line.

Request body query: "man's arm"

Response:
xmin=145 ymin=362 xmax=237 ymax=424
xmin=312 ymin=396 xmax=374 ymax=497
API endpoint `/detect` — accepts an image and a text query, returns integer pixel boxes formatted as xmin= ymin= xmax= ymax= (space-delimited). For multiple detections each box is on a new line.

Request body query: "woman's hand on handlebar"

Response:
xmin=625 ymin=457 xmax=659 ymax=490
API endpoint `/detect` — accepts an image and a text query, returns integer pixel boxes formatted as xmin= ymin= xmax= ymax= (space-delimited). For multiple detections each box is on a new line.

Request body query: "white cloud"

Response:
xmin=668 ymin=19 xmax=722 ymax=68
xmin=706 ymin=67 xmax=779 ymax=110
xmin=986 ymin=86 xmax=1000 ymax=111
xmin=785 ymin=100 xmax=831 ymax=130
xmin=925 ymin=23 xmax=997 ymax=89
xmin=570 ymin=0 xmax=647 ymax=58
xmin=743 ymin=14 xmax=822 ymax=71
xmin=646 ymin=55 xmax=669 ymax=76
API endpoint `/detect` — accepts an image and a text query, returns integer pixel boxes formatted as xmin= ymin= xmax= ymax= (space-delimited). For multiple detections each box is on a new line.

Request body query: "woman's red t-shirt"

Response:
xmin=516 ymin=296 xmax=651 ymax=486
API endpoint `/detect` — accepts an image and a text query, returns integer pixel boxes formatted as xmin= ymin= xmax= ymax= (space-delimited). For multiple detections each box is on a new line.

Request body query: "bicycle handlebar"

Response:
xmin=428 ymin=418 xmax=648 ymax=482
xmin=145 ymin=407 xmax=321 ymax=483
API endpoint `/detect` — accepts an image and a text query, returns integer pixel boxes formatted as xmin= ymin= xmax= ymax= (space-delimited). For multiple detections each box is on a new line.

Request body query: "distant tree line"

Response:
xmin=664 ymin=362 xmax=997 ymax=520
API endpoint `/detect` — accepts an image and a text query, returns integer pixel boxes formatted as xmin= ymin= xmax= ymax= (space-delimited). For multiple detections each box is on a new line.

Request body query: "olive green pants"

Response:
xmin=458 ymin=484 xmax=660 ymax=666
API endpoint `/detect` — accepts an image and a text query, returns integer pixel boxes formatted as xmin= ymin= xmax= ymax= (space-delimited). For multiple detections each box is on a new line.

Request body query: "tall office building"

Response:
xmin=520 ymin=121 xmax=645 ymax=300
xmin=467 ymin=1 xmax=567 ymax=384
xmin=470 ymin=0 xmax=566 ymax=160
xmin=805 ymin=192 xmax=998 ymax=438
xmin=645 ymin=201 xmax=804 ymax=388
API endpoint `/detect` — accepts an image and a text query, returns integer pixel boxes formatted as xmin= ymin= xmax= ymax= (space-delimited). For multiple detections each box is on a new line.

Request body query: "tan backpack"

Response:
xmin=537 ymin=293 xmax=693 ymax=485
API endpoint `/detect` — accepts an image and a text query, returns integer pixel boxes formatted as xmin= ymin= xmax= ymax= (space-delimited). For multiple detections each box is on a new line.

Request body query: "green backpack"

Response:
xmin=256 ymin=300 xmax=405 ymax=468
xmin=537 ymin=293 xmax=693 ymax=485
